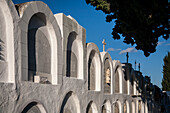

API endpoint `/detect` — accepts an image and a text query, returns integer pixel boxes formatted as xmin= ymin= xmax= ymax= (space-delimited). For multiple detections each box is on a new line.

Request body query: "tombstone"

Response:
xmin=86 ymin=102 xmax=93 ymax=113
xmin=115 ymin=68 xmax=120 ymax=93
xmin=88 ymin=51 xmax=96 ymax=90
xmin=106 ymin=68 xmax=111 ymax=84
xmin=66 ymin=32 xmax=78 ymax=78
xmin=115 ymin=102 xmax=119 ymax=113
xmin=138 ymin=101 xmax=141 ymax=113
xmin=102 ymin=105 xmax=106 ymax=113
xmin=104 ymin=59 xmax=111 ymax=93
xmin=124 ymin=102 xmax=127 ymax=113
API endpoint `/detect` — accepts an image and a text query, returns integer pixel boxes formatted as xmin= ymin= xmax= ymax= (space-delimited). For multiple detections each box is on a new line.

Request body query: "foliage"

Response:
xmin=162 ymin=52 xmax=170 ymax=91
xmin=86 ymin=0 xmax=169 ymax=56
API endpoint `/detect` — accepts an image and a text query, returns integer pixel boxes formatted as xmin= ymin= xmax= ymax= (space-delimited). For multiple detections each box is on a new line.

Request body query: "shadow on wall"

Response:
xmin=0 ymin=39 xmax=5 ymax=61
xmin=88 ymin=50 xmax=96 ymax=90
xmin=21 ymin=102 xmax=41 ymax=113
xmin=66 ymin=32 xmax=77 ymax=78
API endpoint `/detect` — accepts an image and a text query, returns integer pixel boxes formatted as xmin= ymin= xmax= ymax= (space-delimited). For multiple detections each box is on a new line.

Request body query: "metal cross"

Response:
xmin=126 ymin=52 xmax=129 ymax=63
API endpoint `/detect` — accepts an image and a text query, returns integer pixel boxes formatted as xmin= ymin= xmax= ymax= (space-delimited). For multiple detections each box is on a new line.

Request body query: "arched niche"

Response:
xmin=66 ymin=31 xmax=84 ymax=79
xmin=131 ymin=70 xmax=136 ymax=95
xmin=131 ymin=101 xmax=135 ymax=113
xmin=60 ymin=91 xmax=80 ymax=113
xmin=145 ymin=102 xmax=148 ymax=113
xmin=86 ymin=101 xmax=98 ymax=113
xmin=123 ymin=68 xmax=128 ymax=94
xmin=0 ymin=0 xmax=15 ymax=83
xmin=104 ymin=58 xmax=111 ymax=93
xmin=17 ymin=1 xmax=62 ymax=85
xmin=123 ymin=101 xmax=129 ymax=113
xmin=66 ymin=32 xmax=78 ymax=78
xmin=87 ymin=43 xmax=101 ymax=91
xmin=102 ymin=100 xmax=111 ymax=113
xmin=101 ymin=52 xmax=113 ymax=94
xmin=113 ymin=60 xmax=123 ymax=94
xmin=138 ymin=100 xmax=142 ymax=113
xmin=114 ymin=101 xmax=121 ymax=113
xmin=28 ymin=13 xmax=51 ymax=83
xmin=21 ymin=102 xmax=46 ymax=113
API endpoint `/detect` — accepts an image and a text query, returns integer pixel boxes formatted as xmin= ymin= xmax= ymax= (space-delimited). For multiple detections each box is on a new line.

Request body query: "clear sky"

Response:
xmin=13 ymin=0 xmax=170 ymax=88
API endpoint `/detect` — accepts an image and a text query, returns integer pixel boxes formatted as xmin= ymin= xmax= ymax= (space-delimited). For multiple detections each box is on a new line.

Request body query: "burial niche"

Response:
xmin=86 ymin=102 xmax=93 ymax=113
xmin=66 ymin=32 xmax=78 ymax=78
xmin=101 ymin=105 xmax=106 ymax=113
xmin=138 ymin=100 xmax=141 ymax=113
xmin=104 ymin=58 xmax=111 ymax=93
xmin=60 ymin=92 xmax=80 ymax=113
xmin=114 ymin=102 xmax=119 ymax=113
xmin=86 ymin=101 xmax=98 ymax=113
xmin=88 ymin=50 xmax=96 ymax=90
xmin=124 ymin=72 xmax=128 ymax=94
xmin=21 ymin=102 xmax=45 ymax=113
xmin=115 ymin=67 xmax=120 ymax=93
xmin=28 ymin=13 xmax=51 ymax=83
xmin=131 ymin=102 xmax=135 ymax=113
xmin=123 ymin=102 xmax=127 ymax=113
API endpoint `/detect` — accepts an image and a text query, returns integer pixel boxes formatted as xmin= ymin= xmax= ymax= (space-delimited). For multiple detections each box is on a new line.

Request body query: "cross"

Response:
xmin=126 ymin=52 xmax=129 ymax=63
xmin=139 ymin=63 xmax=140 ymax=72
xmin=102 ymin=39 xmax=106 ymax=52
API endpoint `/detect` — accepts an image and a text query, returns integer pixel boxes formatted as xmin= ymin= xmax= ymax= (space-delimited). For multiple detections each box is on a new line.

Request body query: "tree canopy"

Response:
xmin=162 ymin=52 xmax=170 ymax=91
xmin=86 ymin=0 xmax=169 ymax=56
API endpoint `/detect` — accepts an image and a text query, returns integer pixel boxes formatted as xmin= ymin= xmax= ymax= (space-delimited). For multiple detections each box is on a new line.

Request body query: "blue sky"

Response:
xmin=13 ymin=0 xmax=170 ymax=88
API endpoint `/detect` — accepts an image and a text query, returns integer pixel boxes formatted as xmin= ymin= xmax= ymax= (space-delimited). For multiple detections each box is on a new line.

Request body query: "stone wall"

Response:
xmin=0 ymin=0 xmax=152 ymax=113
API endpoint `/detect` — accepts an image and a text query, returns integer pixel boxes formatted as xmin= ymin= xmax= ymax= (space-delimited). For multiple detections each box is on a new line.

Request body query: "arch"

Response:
xmin=87 ymin=43 xmax=102 ymax=91
xmin=131 ymin=101 xmax=135 ymax=113
xmin=66 ymin=31 xmax=84 ymax=79
xmin=138 ymin=100 xmax=142 ymax=113
xmin=121 ymin=64 xmax=130 ymax=94
xmin=144 ymin=102 xmax=148 ymax=113
xmin=21 ymin=102 xmax=46 ymax=113
xmin=100 ymin=52 xmax=113 ymax=94
xmin=141 ymin=101 xmax=145 ymax=113
xmin=123 ymin=101 xmax=129 ymax=113
xmin=27 ymin=12 xmax=51 ymax=83
xmin=17 ymin=1 xmax=62 ymax=84
xmin=0 ymin=0 xmax=16 ymax=83
xmin=60 ymin=91 xmax=80 ymax=113
xmin=131 ymin=70 xmax=137 ymax=95
xmin=86 ymin=101 xmax=98 ymax=113
xmin=113 ymin=60 xmax=123 ymax=93
xmin=114 ymin=100 xmax=121 ymax=113
xmin=114 ymin=61 xmax=123 ymax=93
xmin=102 ymin=100 xmax=111 ymax=113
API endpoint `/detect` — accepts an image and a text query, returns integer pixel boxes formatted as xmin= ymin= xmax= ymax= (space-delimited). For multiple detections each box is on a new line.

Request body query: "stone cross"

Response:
xmin=126 ymin=52 xmax=129 ymax=63
xmin=102 ymin=39 xmax=106 ymax=52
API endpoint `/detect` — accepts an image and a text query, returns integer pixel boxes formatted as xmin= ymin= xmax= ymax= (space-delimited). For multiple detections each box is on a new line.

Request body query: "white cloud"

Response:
xmin=157 ymin=41 xmax=165 ymax=46
xmin=166 ymin=43 xmax=170 ymax=46
xmin=119 ymin=47 xmax=137 ymax=54
xmin=107 ymin=48 xmax=121 ymax=52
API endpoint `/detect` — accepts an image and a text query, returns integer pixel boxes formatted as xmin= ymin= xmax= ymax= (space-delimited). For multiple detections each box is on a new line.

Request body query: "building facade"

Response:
xmin=0 ymin=0 xmax=164 ymax=113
